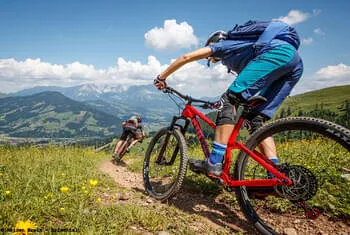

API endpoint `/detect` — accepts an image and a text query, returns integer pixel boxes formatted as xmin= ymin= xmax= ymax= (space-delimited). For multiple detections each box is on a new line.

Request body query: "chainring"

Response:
xmin=274 ymin=164 xmax=318 ymax=202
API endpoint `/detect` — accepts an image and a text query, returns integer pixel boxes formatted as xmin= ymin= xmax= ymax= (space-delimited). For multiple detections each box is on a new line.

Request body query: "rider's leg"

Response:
xmin=114 ymin=129 xmax=129 ymax=154
xmin=114 ymin=140 xmax=124 ymax=155
xmin=231 ymin=44 xmax=302 ymax=161
xmin=257 ymin=54 xmax=303 ymax=165
xmin=191 ymin=91 xmax=238 ymax=176
xmin=127 ymin=139 xmax=139 ymax=150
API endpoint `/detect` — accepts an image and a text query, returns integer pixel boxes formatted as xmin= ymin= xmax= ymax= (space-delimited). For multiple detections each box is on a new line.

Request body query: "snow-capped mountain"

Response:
xmin=14 ymin=84 xmax=179 ymax=123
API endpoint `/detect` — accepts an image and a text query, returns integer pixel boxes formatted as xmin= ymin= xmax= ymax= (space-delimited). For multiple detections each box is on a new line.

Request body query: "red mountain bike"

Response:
xmin=143 ymin=87 xmax=350 ymax=234
xmin=113 ymin=135 xmax=135 ymax=163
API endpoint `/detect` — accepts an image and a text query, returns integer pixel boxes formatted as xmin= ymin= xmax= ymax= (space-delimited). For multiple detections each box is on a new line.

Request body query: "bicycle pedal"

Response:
xmin=209 ymin=176 xmax=224 ymax=185
xmin=188 ymin=158 xmax=206 ymax=174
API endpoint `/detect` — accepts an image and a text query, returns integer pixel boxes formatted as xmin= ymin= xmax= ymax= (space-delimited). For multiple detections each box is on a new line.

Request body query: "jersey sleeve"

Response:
xmin=209 ymin=40 xmax=254 ymax=58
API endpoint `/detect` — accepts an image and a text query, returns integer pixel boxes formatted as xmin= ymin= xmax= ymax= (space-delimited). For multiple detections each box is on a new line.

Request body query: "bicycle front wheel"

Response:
xmin=234 ymin=117 xmax=350 ymax=235
xmin=143 ymin=126 xmax=188 ymax=201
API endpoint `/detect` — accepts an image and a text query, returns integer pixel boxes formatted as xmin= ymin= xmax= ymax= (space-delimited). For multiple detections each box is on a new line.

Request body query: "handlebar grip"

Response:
xmin=162 ymin=87 xmax=172 ymax=93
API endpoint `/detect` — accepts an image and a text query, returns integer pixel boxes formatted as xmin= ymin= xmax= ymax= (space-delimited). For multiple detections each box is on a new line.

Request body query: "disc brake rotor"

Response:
xmin=274 ymin=164 xmax=318 ymax=202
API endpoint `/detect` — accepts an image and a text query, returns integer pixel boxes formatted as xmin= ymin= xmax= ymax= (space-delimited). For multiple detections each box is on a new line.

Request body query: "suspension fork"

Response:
xmin=156 ymin=116 xmax=190 ymax=164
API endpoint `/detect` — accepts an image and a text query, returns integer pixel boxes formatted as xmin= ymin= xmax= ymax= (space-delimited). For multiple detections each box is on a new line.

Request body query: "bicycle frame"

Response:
xmin=177 ymin=103 xmax=293 ymax=187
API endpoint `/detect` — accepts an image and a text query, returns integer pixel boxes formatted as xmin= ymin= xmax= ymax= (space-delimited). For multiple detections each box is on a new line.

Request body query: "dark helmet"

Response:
xmin=205 ymin=30 xmax=227 ymax=67
xmin=205 ymin=30 xmax=227 ymax=47
xmin=137 ymin=116 xmax=142 ymax=122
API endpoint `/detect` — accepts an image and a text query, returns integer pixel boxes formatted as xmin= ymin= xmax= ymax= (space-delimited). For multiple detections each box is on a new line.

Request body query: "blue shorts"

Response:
xmin=228 ymin=44 xmax=303 ymax=118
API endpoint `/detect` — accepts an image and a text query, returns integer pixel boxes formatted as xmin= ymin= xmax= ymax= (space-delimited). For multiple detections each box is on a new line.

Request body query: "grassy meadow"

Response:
xmin=0 ymin=144 xmax=223 ymax=234
xmin=1 ymin=132 xmax=349 ymax=234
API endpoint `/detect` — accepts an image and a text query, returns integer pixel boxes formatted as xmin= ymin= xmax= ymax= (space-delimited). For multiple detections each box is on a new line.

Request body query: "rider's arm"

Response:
xmin=159 ymin=47 xmax=213 ymax=79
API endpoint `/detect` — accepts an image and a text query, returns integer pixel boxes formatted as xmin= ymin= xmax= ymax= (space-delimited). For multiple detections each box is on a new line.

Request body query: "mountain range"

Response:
xmin=14 ymin=84 xmax=179 ymax=122
xmin=1 ymin=84 xmax=349 ymax=139
xmin=1 ymin=84 xmax=204 ymax=138
xmin=0 ymin=91 xmax=122 ymax=138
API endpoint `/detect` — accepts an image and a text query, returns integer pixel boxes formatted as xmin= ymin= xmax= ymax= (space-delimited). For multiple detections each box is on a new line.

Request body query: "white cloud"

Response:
xmin=0 ymin=57 xmax=161 ymax=92
xmin=0 ymin=57 xmax=233 ymax=97
xmin=144 ymin=19 xmax=199 ymax=51
xmin=313 ymin=28 xmax=325 ymax=36
xmin=301 ymin=37 xmax=313 ymax=45
xmin=2 ymin=58 xmax=349 ymax=98
xmin=274 ymin=10 xmax=310 ymax=25
xmin=315 ymin=63 xmax=350 ymax=79
xmin=292 ymin=64 xmax=350 ymax=95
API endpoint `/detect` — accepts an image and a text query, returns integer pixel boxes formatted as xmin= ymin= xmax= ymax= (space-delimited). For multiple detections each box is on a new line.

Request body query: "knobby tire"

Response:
xmin=234 ymin=117 xmax=350 ymax=235
xmin=143 ymin=127 xmax=188 ymax=201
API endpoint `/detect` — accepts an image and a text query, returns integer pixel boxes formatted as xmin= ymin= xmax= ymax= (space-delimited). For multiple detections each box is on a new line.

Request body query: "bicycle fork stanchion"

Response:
xmin=156 ymin=116 xmax=190 ymax=165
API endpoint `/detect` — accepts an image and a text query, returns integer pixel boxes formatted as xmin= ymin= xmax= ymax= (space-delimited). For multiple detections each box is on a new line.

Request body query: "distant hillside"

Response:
xmin=275 ymin=85 xmax=350 ymax=128
xmin=15 ymin=84 xmax=177 ymax=123
xmin=278 ymin=85 xmax=350 ymax=114
xmin=0 ymin=92 xmax=122 ymax=138
xmin=0 ymin=93 xmax=8 ymax=98
xmin=192 ymin=85 xmax=350 ymax=138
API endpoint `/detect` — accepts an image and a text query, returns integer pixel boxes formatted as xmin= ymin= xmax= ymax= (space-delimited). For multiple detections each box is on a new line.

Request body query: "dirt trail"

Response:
xmin=98 ymin=159 xmax=350 ymax=235
xmin=98 ymin=159 xmax=255 ymax=234
xmin=99 ymin=159 xmax=144 ymax=190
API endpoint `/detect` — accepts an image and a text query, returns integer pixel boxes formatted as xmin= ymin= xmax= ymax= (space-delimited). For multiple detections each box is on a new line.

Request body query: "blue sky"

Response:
xmin=0 ymin=0 xmax=349 ymax=96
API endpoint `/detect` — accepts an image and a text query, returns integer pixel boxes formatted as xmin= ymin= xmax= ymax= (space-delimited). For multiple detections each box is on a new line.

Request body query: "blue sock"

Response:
xmin=209 ymin=142 xmax=227 ymax=165
xmin=269 ymin=157 xmax=279 ymax=165
xmin=267 ymin=157 xmax=279 ymax=178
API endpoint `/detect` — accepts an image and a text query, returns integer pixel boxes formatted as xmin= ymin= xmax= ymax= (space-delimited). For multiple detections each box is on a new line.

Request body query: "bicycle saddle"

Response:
xmin=246 ymin=96 xmax=267 ymax=107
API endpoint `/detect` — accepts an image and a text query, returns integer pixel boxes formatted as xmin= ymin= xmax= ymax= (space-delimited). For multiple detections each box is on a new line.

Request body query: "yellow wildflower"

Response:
xmin=81 ymin=186 xmax=86 ymax=190
xmin=60 ymin=207 xmax=65 ymax=212
xmin=61 ymin=173 xmax=65 ymax=176
xmin=14 ymin=219 xmax=37 ymax=235
xmin=60 ymin=187 xmax=69 ymax=193
xmin=5 ymin=190 xmax=10 ymax=195
xmin=89 ymin=179 xmax=98 ymax=187
xmin=96 ymin=197 xmax=101 ymax=203
xmin=0 ymin=172 xmax=2 ymax=176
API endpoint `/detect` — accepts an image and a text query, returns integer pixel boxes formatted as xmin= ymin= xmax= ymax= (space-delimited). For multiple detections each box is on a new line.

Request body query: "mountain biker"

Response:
xmin=113 ymin=115 xmax=145 ymax=157
xmin=154 ymin=20 xmax=303 ymax=178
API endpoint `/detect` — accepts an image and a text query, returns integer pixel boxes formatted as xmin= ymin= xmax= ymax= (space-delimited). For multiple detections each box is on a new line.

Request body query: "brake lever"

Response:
xmin=198 ymin=102 xmax=216 ymax=110
xmin=162 ymin=87 xmax=171 ymax=93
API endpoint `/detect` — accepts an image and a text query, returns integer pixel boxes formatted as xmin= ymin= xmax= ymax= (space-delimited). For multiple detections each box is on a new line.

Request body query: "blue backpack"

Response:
xmin=227 ymin=20 xmax=301 ymax=50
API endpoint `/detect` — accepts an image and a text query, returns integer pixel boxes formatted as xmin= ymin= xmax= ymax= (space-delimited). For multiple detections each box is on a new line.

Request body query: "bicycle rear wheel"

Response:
xmin=143 ymin=127 xmax=188 ymax=201
xmin=113 ymin=138 xmax=132 ymax=162
xmin=234 ymin=117 xmax=350 ymax=234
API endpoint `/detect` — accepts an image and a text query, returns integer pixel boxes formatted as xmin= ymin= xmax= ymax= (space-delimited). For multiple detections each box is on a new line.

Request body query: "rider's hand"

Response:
xmin=154 ymin=75 xmax=167 ymax=90
xmin=211 ymin=98 xmax=224 ymax=110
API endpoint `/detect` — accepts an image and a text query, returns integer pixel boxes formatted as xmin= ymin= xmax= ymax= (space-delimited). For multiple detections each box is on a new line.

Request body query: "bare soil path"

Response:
xmin=99 ymin=159 xmax=350 ymax=235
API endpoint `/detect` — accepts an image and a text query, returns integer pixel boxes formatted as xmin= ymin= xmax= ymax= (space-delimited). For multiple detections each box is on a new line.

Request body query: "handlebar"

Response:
xmin=162 ymin=87 xmax=216 ymax=109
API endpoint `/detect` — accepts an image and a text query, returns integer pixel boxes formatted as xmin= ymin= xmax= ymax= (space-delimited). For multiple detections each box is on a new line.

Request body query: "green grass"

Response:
xmin=0 ymin=144 xmax=217 ymax=234
xmin=277 ymin=85 xmax=350 ymax=116
xmin=127 ymin=133 xmax=350 ymax=217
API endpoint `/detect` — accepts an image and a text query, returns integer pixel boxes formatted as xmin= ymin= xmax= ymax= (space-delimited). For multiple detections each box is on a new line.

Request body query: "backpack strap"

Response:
xmin=254 ymin=21 xmax=289 ymax=53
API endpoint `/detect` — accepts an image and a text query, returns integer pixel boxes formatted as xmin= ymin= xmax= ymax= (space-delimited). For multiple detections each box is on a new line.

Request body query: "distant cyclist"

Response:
xmin=154 ymin=20 xmax=303 ymax=178
xmin=113 ymin=115 xmax=145 ymax=157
